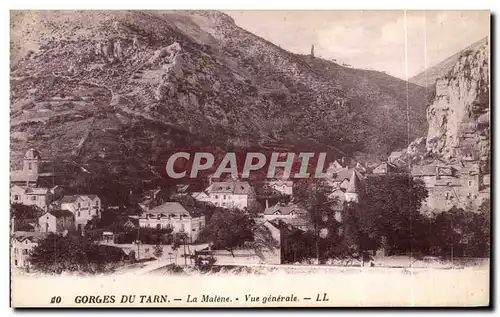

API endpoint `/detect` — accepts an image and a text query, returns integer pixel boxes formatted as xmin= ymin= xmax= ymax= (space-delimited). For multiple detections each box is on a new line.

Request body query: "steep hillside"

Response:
xmin=409 ymin=37 xmax=488 ymax=88
xmin=10 ymin=10 xmax=431 ymax=198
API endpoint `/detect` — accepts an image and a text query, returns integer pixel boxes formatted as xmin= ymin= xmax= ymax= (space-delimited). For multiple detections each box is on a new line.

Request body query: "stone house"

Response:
xmin=135 ymin=202 xmax=205 ymax=243
xmin=411 ymin=161 xmax=487 ymax=212
xmin=58 ymin=195 xmax=102 ymax=232
xmin=10 ymin=185 xmax=63 ymax=212
xmin=202 ymin=181 xmax=257 ymax=210
xmin=38 ymin=210 xmax=75 ymax=234
xmin=263 ymin=203 xmax=309 ymax=231
xmin=11 ymin=231 xmax=47 ymax=269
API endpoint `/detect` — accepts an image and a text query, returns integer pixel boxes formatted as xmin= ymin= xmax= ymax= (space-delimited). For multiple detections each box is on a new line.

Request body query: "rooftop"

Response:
xmin=264 ymin=203 xmax=306 ymax=216
xmin=206 ymin=181 xmax=252 ymax=195
xmin=24 ymin=148 xmax=41 ymax=160
xmin=142 ymin=202 xmax=202 ymax=218
xmin=12 ymin=231 xmax=47 ymax=243
xmin=45 ymin=210 xmax=74 ymax=218
xmin=60 ymin=195 xmax=99 ymax=203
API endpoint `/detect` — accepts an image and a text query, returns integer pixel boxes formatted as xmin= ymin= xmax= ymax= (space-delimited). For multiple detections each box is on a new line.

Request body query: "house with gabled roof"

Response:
xmin=372 ymin=162 xmax=405 ymax=175
xmin=134 ymin=202 xmax=205 ymax=243
xmin=411 ymin=160 xmax=486 ymax=212
xmin=38 ymin=210 xmax=75 ymax=234
xmin=58 ymin=195 xmax=102 ymax=232
xmin=263 ymin=203 xmax=309 ymax=231
xmin=10 ymin=185 xmax=62 ymax=212
xmin=202 ymin=180 xmax=257 ymax=210
xmin=11 ymin=231 xmax=48 ymax=269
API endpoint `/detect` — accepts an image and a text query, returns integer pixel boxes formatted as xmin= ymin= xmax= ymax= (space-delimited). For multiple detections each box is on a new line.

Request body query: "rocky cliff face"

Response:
xmin=425 ymin=37 xmax=489 ymax=163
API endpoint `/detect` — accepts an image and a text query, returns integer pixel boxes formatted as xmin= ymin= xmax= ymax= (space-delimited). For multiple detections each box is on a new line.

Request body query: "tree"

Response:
xmin=294 ymin=179 xmax=341 ymax=263
xmin=428 ymin=202 xmax=490 ymax=258
xmin=153 ymin=244 xmax=164 ymax=259
xmin=11 ymin=203 xmax=42 ymax=219
xmin=29 ymin=233 xmax=126 ymax=274
xmin=356 ymin=174 xmax=428 ymax=255
xmin=198 ymin=209 xmax=255 ymax=256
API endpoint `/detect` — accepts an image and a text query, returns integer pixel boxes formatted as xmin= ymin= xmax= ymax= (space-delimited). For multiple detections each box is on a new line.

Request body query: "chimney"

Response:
xmin=265 ymin=199 xmax=269 ymax=209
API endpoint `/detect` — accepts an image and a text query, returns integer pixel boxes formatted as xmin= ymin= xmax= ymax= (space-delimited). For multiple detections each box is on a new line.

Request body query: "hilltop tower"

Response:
xmin=310 ymin=44 xmax=315 ymax=58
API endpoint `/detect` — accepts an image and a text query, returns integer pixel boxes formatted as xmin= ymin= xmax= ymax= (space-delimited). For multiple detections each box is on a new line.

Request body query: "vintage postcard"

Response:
xmin=10 ymin=10 xmax=490 ymax=307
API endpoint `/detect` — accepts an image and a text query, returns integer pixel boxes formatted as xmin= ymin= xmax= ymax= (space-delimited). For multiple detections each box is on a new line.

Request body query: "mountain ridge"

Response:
xmin=409 ymin=36 xmax=488 ymax=88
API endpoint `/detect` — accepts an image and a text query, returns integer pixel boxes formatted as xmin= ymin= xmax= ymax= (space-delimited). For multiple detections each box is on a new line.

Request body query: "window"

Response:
xmin=95 ymin=201 xmax=99 ymax=206
xmin=31 ymin=196 xmax=36 ymax=201
xmin=468 ymin=180 xmax=473 ymax=187
xmin=78 ymin=212 xmax=81 ymax=217
xmin=192 ymin=228 xmax=196 ymax=232
xmin=78 ymin=203 xmax=81 ymax=208
xmin=215 ymin=195 xmax=219 ymax=199
xmin=28 ymin=163 xmax=32 ymax=170
xmin=14 ymin=260 xmax=18 ymax=266
xmin=223 ymin=195 xmax=227 ymax=200
xmin=14 ymin=195 xmax=19 ymax=201
xmin=22 ymin=249 xmax=28 ymax=255
xmin=445 ymin=192 xmax=451 ymax=200
xmin=222 ymin=202 xmax=226 ymax=206
xmin=181 ymin=223 xmax=185 ymax=232
xmin=14 ymin=248 xmax=18 ymax=254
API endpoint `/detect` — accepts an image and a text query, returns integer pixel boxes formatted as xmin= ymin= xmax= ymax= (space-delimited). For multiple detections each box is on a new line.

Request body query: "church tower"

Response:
xmin=345 ymin=169 xmax=363 ymax=203
xmin=23 ymin=148 xmax=41 ymax=176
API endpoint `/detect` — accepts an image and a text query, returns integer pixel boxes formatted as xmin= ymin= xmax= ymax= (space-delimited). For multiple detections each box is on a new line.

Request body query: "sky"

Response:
xmin=224 ymin=10 xmax=490 ymax=79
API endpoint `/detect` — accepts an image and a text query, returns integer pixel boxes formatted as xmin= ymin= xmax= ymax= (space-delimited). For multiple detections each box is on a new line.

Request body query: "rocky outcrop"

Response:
xmin=405 ymin=136 xmax=428 ymax=162
xmin=154 ymin=42 xmax=184 ymax=102
xmin=425 ymin=37 xmax=489 ymax=163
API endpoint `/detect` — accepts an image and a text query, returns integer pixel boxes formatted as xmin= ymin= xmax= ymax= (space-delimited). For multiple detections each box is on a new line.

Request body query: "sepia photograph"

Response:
xmin=9 ymin=9 xmax=490 ymax=307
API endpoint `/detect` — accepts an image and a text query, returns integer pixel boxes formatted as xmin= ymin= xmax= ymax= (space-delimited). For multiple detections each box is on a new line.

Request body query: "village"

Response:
xmin=10 ymin=146 xmax=490 ymax=272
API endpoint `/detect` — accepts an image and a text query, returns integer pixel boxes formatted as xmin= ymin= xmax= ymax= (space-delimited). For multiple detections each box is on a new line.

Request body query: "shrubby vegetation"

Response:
xmin=282 ymin=176 xmax=490 ymax=264
xmin=29 ymin=233 xmax=127 ymax=274
xmin=198 ymin=209 xmax=255 ymax=256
